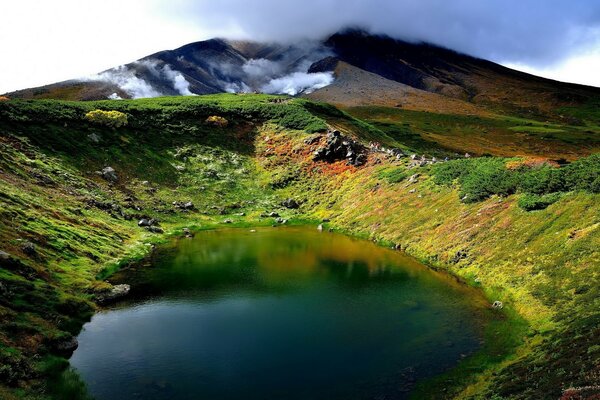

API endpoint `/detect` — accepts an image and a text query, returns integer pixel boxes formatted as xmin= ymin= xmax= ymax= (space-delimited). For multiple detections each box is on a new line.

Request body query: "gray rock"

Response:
xmin=145 ymin=226 xmax=164 ymax=234
xmin=408 ymin=173 xmax=420 ymax=184
xmin=223 ymin=219 xmax=233 ymax=224
xmin=282 ymin=199 xmax=299 ymax=209
xmin=97 ymin=284 xmax=131 ymax=304
xmin=182 ymin=228 xmax=194 ymax=238
xmin=138 ymin=218 xmax=151 ymax=227
xmin=101 ymin=167 xmax=118 ymax=183
xmin=22 ymin=242 xmax=36 ymax=256
xmin=0 ymin=250 xmax=10 ymax=261
xmin=87 ymin=133 xmax=101 ymax=143
xmin=312 ymin=129 xmax=367 ymax=167
xmin=492 ymin=301 xmax=503 ymax=309
xmin=317 ymin=224 xmax=324 ymax=231
xmin=268 ymin=212 xmax=280 ymax=218
xmin=54 ymin=336 xmax=79 ymax=354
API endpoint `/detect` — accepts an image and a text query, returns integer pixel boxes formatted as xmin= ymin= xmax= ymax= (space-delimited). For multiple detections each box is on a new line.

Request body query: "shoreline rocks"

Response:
xmin=96 ymin=284 xmax=131 ymax=304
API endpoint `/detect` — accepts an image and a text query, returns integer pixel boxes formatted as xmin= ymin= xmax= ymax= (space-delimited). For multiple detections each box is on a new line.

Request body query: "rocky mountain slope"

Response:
xmin=6 ymin=30 xmax=600 ymax=118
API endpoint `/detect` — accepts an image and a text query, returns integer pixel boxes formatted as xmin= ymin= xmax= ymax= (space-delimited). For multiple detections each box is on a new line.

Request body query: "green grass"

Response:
xmin=0 ymin=95 xmax=598 ymax=400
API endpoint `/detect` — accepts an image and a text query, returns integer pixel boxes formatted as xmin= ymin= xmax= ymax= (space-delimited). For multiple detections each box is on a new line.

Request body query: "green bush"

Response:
xmin=459 ymin=158 xmax=517 ymax=202
xmin=84 ymin=109 xmax=128 ymax=128
xmin=561 ymin=153 xmax=600 ymax=193
xmin=518 ymin=193 xmax=562 ymax=211
xmin=378 ymin=167 xmax=410 ymax=183
xmin=517 ymin=165 xmax=564 ymax=195
xmin=432 ymin=154 xmax=600 ymax=203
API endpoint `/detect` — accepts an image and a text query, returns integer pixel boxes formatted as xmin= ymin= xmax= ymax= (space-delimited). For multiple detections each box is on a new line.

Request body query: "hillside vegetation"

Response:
xmin=0 ymin=95 xmax=598 ymax=400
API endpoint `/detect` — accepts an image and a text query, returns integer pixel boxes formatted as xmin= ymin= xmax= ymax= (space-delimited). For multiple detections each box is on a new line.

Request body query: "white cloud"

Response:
xmin=503 ymin=49 xmax=600 ymax=88
xmin=260 ymin=72 xmax=334 ymax=95
xmin=87 ymin=65 xmax=162 ymax=99
xmin=2 ymin=0 xmax=600 ymax=92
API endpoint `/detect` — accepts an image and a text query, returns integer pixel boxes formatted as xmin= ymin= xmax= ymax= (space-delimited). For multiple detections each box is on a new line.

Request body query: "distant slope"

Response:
xmin=5 ymin=29 xmax=600 ymax=120
xmin=320 ymin=30 xmax=600 ymax=117
xmin=306 ymin=61 xmax=489 ymax=116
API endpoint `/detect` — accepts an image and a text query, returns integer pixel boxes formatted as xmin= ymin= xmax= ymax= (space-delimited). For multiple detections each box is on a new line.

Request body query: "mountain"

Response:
xmin=6 ymin=29 xmax=600 ymax=118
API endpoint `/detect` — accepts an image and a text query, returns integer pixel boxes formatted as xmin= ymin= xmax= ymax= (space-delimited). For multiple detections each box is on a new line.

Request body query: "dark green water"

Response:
xmin=71 ymin=227 xmax=491 ymax=400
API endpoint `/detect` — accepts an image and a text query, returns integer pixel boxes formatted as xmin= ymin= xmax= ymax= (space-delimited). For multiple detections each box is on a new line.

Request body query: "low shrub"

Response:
xmin=378 ymin=167 xmax=410 ymax=183
xmin=432 ymin=154 xmax=600 ymax=203
xmin=84 ymin=110 xmax=128 ymax=128
xmin=205 ymin=115 xmax=229 ymax=127
xmin=518 ymin=193 xmax=562 ymax=211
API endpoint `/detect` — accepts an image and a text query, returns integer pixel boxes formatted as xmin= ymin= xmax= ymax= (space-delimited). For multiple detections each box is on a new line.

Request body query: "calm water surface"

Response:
xmin=71 ymin=227 xmax=491 ymax=400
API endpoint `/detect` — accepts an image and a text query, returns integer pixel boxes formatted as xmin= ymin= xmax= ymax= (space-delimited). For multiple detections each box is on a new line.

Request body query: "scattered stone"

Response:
xmin=268 ymin=212 xmax=280 ymax=218
xmin=183 ymin=201 xmax=194 ymax=210
xmin=87 ymin=133 xmax=101 ymax=143
xmin=141 ymin=180 xmax=149 ymax=185
xmin=0 ymin=250 xmax=10 ymax=261
xmin=21 ymin=242 xmax=36 ymax=256
xmin=317 ymin=224 xmax=323 ymax=231
xmin=223 ymin=219 xmax=233 ymax=224
xmin=281 ymin=198 xmax=299 ymax=209
xmin=145 ymin=226 xmax=164 ymax=234
xmin=322 ymin=218 xmax=330 ymax=222
xmin=275 ymin=217 xmax=288 ymax=224
xmin=175 ymin=165 xmax=185 ymax=172
xmin=451 ymin=250 xmax=468 ymax=263
xmin=100 ymin=167 xmax=118 ymax=183
xmin=235 ymin=212 xmax=246 ymax=216
xmin=492 ymin=301 xmax=503 ymax=309
xmin=409 ymin=189 xmax=416 ymax=193
xmin=408 ymin=173 xmax=420 ymax=184
xmin=138 ymin=218 xmax=151 ymax=227
xmin=182 ymin=228 xmax=194 ymax=238
xmin=250 ymin=229 xmax=256 ymax=233
xmin=304 ymin=135 xmax=321 ymax=145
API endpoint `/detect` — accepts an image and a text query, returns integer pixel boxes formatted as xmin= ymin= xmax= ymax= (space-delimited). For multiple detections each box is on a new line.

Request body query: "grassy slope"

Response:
xmin=0 ymin=95 xmax=598 ymax=399
xmin=346 ymin=106 xmax=600 ymax=160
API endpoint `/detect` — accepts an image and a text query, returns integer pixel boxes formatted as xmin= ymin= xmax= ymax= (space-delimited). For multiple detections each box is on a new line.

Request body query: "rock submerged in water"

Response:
xmin=97 ymin=284 xmax=131 ymax=304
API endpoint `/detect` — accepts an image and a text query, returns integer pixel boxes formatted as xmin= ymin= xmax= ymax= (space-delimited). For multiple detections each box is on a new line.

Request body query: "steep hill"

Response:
xmin=0 ymin=95 xmax=598 ymax=399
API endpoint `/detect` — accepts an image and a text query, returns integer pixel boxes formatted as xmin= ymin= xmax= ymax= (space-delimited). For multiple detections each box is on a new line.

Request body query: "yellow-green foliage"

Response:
xmin=205 ymin=115 xmax=228 ymax=127
xmin=84 ymin=109 xmax=128 ymax=128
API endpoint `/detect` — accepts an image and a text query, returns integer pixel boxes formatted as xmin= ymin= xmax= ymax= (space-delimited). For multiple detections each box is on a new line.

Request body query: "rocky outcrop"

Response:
xmin=96 ymin=284 xmax=131 ymax=304
xmin=312 ymin=130 xmax=367 ymax=167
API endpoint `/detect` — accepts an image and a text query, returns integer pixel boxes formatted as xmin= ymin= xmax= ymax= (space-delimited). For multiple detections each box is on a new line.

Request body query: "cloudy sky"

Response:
xmin=2 ymin=0 xmax=600 ymax=93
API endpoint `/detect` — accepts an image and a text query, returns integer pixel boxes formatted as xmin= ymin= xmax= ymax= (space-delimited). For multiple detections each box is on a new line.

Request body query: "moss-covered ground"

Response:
xmin=0 ymin=95 xmax=598 ymax=399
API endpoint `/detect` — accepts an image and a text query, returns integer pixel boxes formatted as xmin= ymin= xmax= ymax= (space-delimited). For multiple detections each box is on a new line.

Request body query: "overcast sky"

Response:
xmin=2 ymin=0 xmax=600 ymax=93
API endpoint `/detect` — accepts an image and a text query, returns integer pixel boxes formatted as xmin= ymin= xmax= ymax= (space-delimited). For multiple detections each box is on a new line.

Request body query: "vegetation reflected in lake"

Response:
xmin=71 ymin=227 xmax=490 ymax=400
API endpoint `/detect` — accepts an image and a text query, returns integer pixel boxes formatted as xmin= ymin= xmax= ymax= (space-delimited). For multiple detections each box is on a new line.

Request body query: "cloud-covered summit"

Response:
xmin=162 ymin=0 xmax=600 ymax=68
